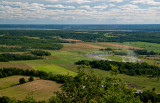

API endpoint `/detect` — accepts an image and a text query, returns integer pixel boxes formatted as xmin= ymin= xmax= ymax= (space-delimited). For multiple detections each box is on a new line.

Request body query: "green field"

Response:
xmin=116 ymin=42 xmax=160 ymax=52
xmin=0 ymin=80 xmax=61 ymax=101
xmin=2 ymin=42 xmax=160 ymax=97
xmin=93 ymin=69 xmax=160 ymax=93
xmin=33 ymin=64 xmax=77 ymax=76
xmin=0 ymin=76 xmax=37 ymax=90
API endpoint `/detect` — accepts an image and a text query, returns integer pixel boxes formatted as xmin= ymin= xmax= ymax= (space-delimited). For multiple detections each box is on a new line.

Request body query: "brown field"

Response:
xmin=0 ymin=80 xmax=62 ymax=101
xmin=62 ymin=43 xmax=105 ymax=50
xmin=0 ymin=76 xmax=39 ymax=90
xmin=61 ymin=39 xmax=83 ymax=43
xmin=97 ymin=42 xmax=142 ymax=49
xmin=0 ymin=63 xmax=33 ymax=70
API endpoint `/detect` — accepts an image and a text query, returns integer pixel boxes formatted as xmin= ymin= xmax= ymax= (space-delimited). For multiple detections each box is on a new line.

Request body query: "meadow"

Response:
xmin=116 ymin=42 xmax=160 ymax=52
xmin=0 ymin=79 xmax=61 ymax=101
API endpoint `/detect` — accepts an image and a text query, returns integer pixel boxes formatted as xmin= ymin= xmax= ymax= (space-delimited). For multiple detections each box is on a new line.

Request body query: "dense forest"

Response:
xmin=0 ymin=47 xmax=28 ymax=52
xmin=0 ymin=34 xmax=64 ymax=50
xmin=0 ymin=30 xmax=160 ymax=43
xmin=75 ymin=60 xmax=160 ymax=77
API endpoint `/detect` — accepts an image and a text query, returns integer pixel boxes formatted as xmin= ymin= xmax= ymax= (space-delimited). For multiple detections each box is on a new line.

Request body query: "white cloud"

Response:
xmin=131 ymin=0 xmax=160 ymax=5
xmin=45 ymin=0 xmax=58 ymax=2
xmin=1 ymin=0 xmax=160 ymax=24
xmin=46 ymin=4 xmax=75 ymax=9
xmin=108 ymin=0 xmax=123 ymax=3
xmin=93 ymin=5 xmax=108 ymax=10
xmin=80 ymin=5 xmax=91 ymax=9
xmin=119 ymin=4 xmax=139 ymax=10
xmin=109 ymin=4 xmax=116 ymax=7
xmin=66 ymin=0 xmax=91 ymax=4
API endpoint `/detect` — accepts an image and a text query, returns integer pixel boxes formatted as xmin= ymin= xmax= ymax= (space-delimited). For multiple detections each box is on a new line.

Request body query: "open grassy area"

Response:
xmin=33 ymin=64 xmax=77 ymax=76
xmin=0 ymin=62 xmax=33 ymax=70
xmin=3 ymin=42 xmax=160 ymax=95
xmin=0 ymin=80 xmax=61 ymax=101
xmin=87 ymin=42 xmax=118 ymax=49
xmin=116 ymin=42 xmax=160 ymax=52
xmin=93 ymin=69 xmax=160 ymax=93
xmin=0 ymin=76 xmax=39 ymax=90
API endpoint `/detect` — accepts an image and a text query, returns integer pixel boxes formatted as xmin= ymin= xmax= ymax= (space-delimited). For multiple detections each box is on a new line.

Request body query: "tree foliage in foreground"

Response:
xmin=53 ymin=65 xmax=141 ymax=103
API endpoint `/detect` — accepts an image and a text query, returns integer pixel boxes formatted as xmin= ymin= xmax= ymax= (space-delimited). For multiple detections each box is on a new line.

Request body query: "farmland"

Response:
xmin=0 ymin=30 xmax=160 ymax=102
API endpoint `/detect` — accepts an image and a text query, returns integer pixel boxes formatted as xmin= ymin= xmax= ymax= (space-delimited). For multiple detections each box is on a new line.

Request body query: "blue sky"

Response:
xmin=0 ymin=0 xmax=160 ymax=24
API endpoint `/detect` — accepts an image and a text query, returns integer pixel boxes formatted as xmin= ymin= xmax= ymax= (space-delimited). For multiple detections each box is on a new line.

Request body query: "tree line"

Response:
xmin=134 ymin=50 xmax=159 ymax=55
xmin=0 ymin=68 xmax=72 ymax=83
xmin=75 ymin=60 xmax=160 ymax=77
xmin=31 ymin=50 xmax=51 ymax=56
xmin=0 ymin=54 xmax=42 ymax=62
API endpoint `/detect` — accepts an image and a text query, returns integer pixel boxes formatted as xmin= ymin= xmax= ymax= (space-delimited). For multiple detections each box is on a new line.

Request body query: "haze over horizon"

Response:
xmin=0 ymin=0 xmax=160 ymax=24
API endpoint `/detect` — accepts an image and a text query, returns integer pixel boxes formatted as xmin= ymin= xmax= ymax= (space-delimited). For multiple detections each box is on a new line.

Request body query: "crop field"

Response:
xmin=97 ymin=42 xmax=142 ymax=49
xmin=62 ymin=43 xmax=105 ymax=51
xmin=0 ymin=80 xmax=61 ymax=101
xmin=87 ymin=42 xmax=118 ymax=49
xmin=0 ymin=62 xmax=33 ymax=70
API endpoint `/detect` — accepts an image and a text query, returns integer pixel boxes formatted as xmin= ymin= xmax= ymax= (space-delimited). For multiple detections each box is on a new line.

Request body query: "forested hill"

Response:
xmin=1 ymin=24 xmax=160 ymax=31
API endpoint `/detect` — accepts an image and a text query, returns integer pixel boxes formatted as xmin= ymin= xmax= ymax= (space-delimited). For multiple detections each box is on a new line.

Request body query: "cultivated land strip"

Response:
xmin=0 ymin=63 xmax=33 ymax=70
xmin=98 ymin=42 xmax=142 ymax=49
xmin=62 ymin=43 xmax=105 ymax=50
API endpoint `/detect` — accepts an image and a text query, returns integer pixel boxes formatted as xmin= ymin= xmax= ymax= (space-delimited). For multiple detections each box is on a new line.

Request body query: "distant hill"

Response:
xmin=1 ymin=24 xmax=160 ymax=31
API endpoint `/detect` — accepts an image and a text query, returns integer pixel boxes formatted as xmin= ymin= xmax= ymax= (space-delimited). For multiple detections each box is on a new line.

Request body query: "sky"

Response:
xmin=0 ymin=0 xmax=160 ymax=24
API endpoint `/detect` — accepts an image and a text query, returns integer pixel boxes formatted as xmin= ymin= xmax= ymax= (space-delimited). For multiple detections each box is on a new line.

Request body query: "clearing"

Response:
xmin=33 ymin=64 xmax=77 ymax=76
xmin=116 ymin=42 xmax=160 ymax=52
xmin=0 ymin=80 xmax=61 ymax=101
xmin=62 ymin=43 xmax=105 ymax=51
xmin=0 ymin=76 xmax=39 ymax=90
xmin=98 ymin=42 xmax=142 ymax=49
xmin=0 ymin=63 xmax=33 ymax=70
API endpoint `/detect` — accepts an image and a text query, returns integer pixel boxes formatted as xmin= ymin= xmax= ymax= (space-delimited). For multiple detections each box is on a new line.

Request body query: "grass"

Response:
xmin=93 ymin=69 xmax=160 ymax=93
xmin=116 ymin=42 xmax=160 ymax=52
xmin=0 ymin=76 xmax=39 ymax=90
xmin=3 ymin=42 xmax=160 ymax=95
xmin=87 ymin=42 xmax=118 ymax=49
xmin=0 ymin=80 xmax=61 ymax=101
xmin=0 ymin=62 xmax=33 ymax=70
xmin=33 ymin=64 xmax=77 ymax=76
xmin=100 ymin=55 xmax=123 ymax=62
xmin=44 ymin=50 xmax=96 ymax=72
